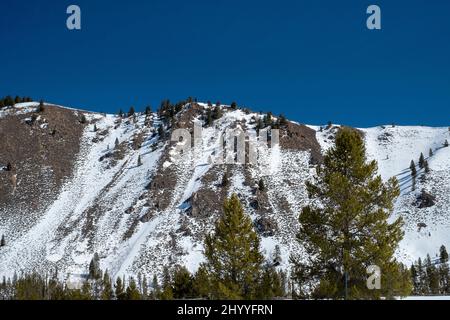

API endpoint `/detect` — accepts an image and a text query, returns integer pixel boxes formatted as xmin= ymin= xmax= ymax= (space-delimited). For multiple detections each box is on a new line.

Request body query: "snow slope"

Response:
xmin=1 ymin=103 xmax=449 ymax=283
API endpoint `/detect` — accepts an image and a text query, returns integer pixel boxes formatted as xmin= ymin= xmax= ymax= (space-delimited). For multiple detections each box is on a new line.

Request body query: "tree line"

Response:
xmin=0 ymin=96 xmax=33 ymax=108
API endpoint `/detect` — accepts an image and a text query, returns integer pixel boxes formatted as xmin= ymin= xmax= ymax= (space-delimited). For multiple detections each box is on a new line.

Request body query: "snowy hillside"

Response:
xmin=0 ymin=102 xmax=449 ymax=284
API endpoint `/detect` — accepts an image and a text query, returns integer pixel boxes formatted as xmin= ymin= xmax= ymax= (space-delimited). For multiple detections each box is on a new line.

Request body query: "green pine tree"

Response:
xmin=126 ymin=277 xmax=141 ymax=300
xmin=419 ymin=153 xmax=425 ymax=169
xmin=114 ymin=277 xmax=126 ymax=300
xmin=440 ymin=245 xmax=449 ymax=263
xmin=410 ymin=160 xmax=417 ymax=176
xmin=128 ymin=106 xmax=135 ymax=117
xmin=172 ymin=266 xmax=194 ymax=299
xmin=292 ymin=127 xmax=409 ymax=299
xmin=201 ymin=194 xmax=264 ymax=299
xmin=101 ymin=270 xmax=114 ymax=300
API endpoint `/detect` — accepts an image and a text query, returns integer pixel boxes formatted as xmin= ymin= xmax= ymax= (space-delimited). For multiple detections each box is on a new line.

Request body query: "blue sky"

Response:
xmin=1 ymin=0 xmax=449 ymax=126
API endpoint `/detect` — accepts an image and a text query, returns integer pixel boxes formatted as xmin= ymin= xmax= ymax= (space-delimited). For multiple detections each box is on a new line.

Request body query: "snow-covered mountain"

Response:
xmin=0 ymin=101 xmax=449 ymax=282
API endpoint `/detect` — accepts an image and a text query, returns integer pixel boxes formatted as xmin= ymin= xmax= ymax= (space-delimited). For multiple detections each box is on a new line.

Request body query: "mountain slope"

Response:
xmin=0 ymin=102 xmax=449 ymax=283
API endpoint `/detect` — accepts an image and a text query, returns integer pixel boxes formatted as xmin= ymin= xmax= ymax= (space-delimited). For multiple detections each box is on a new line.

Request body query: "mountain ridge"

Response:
xmin=0 ymin=101 xmax=449 ymax=283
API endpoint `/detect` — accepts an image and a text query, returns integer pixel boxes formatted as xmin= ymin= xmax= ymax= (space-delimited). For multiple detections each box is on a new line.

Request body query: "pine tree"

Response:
xmin=230 ymin=102 xmax=237 ymax=110
xmin=151 ymin=275 xmax=161 ymax=300
xmin=37 ymin=100 xmax=45 ymax=113
xmin=101 ymin=270 xmax=113 ymax=300
xmin=145 ymin=105 xmax=152 ymax=115
xmin=0 ymin=234 xmax=5 ymax=247
xmin=205 ymin=108 xmax=213 ymax=126
xmin=419 ymin=153 xmax=425 ymax=169
xmin=128 ymin=106 xmax=135 ymax=117
xmin=193 ymin=265 xmax=211 ymax=299
xmin=137 ymin=155 xmax=142 ymax=167
xmin=115 ymin=138 xmax=120 ymax=149
xmin=258 ymin=179 xmax=265 ymax=192
xmin=202 ymin=194 xmax=264 ymax=299
xmin=114 ymin=277 xmax=126 ymax=300
xmin=410 ymin=160 xmax=417 ymax=176
xmin=93 ymin=124 xmax=97 ymax=132
xmin=440 ymin=245 xmax=449 ymax=264
xmin=425 ymin=254 xmax=440 ymax=294
xmin=159 ymin=267 xmax=173 ymax=300
xmin=80 ymin=114 xmax=87 ymax=124
xmin=126 ymin=277 xmax=141 ymax=300
xmin=213 ymin=106 xmax=223 ymax=120
xmin=278 ymin=114 xmax=287 ymax=127
xmin=445 ymin=140 xmax=449 ymax=148
xmin=80 ymin=281 xmax=93 ymax=300
xmin=118 ymin=109 xmax=124 ymax=117
xmin=172 ymin=266 xmax=194 ymax=299
xmin=88 ymin=253 xmax=101 ymax=280
xmin=158 ymin=125 xmax=164 ymax=138
xmin=424 ymin=160 xmax=430 ymax=174
xmin=429 ymin=148 xmax=433 ymax=157
xmin=292 ymin=127 xmax=408 ymax=299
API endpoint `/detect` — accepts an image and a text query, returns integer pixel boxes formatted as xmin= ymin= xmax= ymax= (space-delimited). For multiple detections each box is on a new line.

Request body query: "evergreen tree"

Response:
xmin=193 ymin=265 xmax=211 ymax=299
xmin=205 ymin=108 xmax=213 ymax=126
xmin=202 ymin=194 xmax=264 ymax=299
xmin=440 ymin=245 xmax=449 ymax=264
xmin=157 ymin=125 xmax=164 ymax=138
xmin=258 ymin=178 xmax=265 ymax=192
xmin=410 ymin=160 xmax=417 ymax=176
xmin=15 ymin=96 xmax=21 ymax=104
xmin=172 ymin=266 xmax=194 ymax=299
xmin=425 ymin=254 xmax=440 ymax=295
xmin=256 ymin=266 xmax=285 ymax=299
xmin=137 ymin=155 xmax=142 ymax=167
xmin=429 ymin=148 xmax=433 ymax=157
xmin=126 ymin=277 xmax=141 ymax=300
xmin=213 ymin=106 xmax=223 ymax=120
xmin=145 ymin=105 xmax=152 ymax=115
xmin=37 ymin=100 xmax=45 ymax=113
xmin=80 ymin=114 xmax=87 ymax=124
xmin=114 ymin=277 xmax=126 ymax=300
xmin=230 ymin=102 xmax=237 ymax=110
xmin=88 ymin=253 xmax=101 ymax=280
xmin=424 ymin=160 xmax=430 ymax=174
xmin=292 ymin=127 xmax=408 ymax=299
xmin=151 ymin=275 xmax=161 ymax=300
xmin=115 ymin=138 xmax=120 ymax=149
xmin=159 ymin=267 xmax=173 ymax=300
xmin=101 ymin=270 xmax=114 ymax=300
xmin=445 ymin=140 xmax=449 ymax=148
xmin=0 ymin=234 xmax=5 ymax=247
xmin=128 ymin=106 xmax=135 ymax=117
xmin=419 ymin=153 xmax=425 ymax=169
xmin=118 ymin=109 xmax=124 ymax=117
xmin=278 ymin=114 xmax=287 ymax=127
xmin=80 ymin=281 xmax=93 ymax=300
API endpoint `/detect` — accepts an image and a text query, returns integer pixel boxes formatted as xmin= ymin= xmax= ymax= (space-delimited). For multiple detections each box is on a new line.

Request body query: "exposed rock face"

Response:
xmin=416 ymin=190 xmax=436 ymax=208
xmin=279 ymin=122 xmax=322 ymax=164
xmin=0 ymin=104 xmax=85 ymax=230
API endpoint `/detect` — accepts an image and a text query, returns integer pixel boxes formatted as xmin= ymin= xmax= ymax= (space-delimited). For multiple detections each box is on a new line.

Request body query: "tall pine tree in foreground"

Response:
xmin=292 ymin=127 xmax=411 ymax=299
xmin=202 ymin=194 xmax=264 ymax=299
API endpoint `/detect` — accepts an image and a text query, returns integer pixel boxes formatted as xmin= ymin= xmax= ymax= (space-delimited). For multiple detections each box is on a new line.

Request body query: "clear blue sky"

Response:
xmin=1 ymin=0 xmax=449 ymax=126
